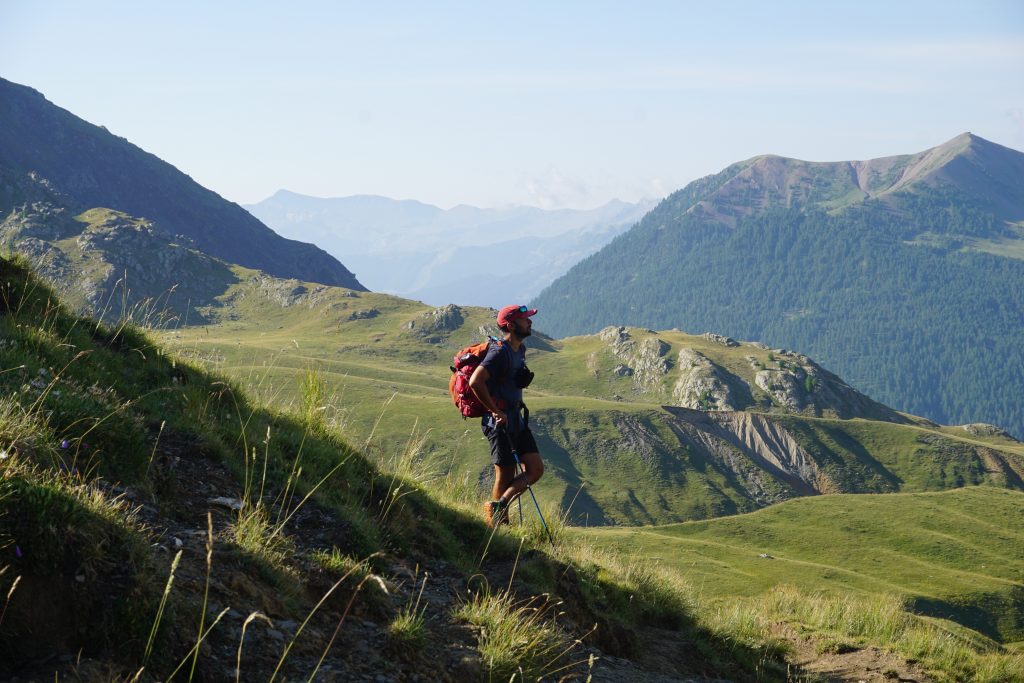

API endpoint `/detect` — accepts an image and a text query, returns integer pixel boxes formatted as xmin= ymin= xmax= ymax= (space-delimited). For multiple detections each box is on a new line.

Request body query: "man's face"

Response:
xmin=511 ymin=315 xmax=533 ymax=338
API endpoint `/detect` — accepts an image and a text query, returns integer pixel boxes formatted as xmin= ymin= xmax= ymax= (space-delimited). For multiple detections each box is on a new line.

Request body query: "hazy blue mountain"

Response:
xmin=246 ymin=190 xmax=655 ymax=305
xmin=0 ymin=77 xmax=363 ymax=290
xmin=533 ymin=133 xmax=1024 ymax=437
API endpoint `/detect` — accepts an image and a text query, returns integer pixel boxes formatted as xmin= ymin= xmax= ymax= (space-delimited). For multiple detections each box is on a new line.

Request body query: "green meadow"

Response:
xmin=582 ymin=487 xmax=1024 ymax=645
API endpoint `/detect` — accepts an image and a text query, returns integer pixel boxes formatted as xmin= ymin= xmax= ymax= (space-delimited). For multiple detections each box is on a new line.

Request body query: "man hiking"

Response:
xmin=469 ymin=304 xmax=544 ymax=527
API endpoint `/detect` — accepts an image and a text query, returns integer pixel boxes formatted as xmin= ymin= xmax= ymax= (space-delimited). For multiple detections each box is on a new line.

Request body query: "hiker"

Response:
xmin=469 ymin=304 xmax=543 ymax=527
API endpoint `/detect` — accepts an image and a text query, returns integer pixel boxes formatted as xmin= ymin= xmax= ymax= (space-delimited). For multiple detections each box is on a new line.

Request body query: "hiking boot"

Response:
xmin=483 ymin=499 xmax=509 ymax=527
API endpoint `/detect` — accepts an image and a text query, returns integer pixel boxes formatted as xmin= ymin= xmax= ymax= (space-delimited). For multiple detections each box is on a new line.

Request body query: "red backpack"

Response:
xmin=449 ymin=337 xmax=501 ymax=418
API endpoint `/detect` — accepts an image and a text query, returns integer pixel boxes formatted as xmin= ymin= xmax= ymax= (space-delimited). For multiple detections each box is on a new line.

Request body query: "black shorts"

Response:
xmin=482 ymin=424 xmax=539 ymax=468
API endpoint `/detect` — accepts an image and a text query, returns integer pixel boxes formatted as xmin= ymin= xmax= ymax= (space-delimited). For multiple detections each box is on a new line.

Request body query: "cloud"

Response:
xmin=518 ymin=167 xmax=602 ymax=210
xmin=508 ymin=167 xmax=672 ymax=211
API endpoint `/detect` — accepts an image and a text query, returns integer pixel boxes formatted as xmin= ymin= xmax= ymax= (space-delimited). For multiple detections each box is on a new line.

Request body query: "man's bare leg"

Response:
xmin=492 ymin=464 xmax=516 ymax=501
xmin=500 ymin=451 xmax=544 ymax=501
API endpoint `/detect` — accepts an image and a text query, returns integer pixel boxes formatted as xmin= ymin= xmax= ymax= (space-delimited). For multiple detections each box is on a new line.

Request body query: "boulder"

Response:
xmin=347 ymin=308 xmax=380 ymax=321
xmin=703 ymin=332 xmax=739 ymax=347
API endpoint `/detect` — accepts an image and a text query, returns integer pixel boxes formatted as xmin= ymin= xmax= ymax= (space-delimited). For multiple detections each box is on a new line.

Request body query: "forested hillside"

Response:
xmin=533 ymin=135 xmax=1024 ymax=438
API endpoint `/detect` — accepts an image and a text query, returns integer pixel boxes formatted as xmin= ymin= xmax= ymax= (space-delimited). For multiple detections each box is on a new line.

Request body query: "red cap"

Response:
xmin=497 ymin=304 xmax=538 ymax=328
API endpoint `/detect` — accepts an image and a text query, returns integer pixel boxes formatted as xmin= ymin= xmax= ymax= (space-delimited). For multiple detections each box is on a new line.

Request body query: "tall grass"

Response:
xmin=298 ymin=366 xmax=329 ymax=434
xmin=454 ymin=586 xmax=583 ymax=681
xmin=387 ymin=570 xmax=429 ymax=650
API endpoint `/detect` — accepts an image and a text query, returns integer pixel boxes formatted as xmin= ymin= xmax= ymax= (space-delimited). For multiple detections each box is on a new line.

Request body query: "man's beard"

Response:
xmin=514 ymin=326 xmax=532 ymax=339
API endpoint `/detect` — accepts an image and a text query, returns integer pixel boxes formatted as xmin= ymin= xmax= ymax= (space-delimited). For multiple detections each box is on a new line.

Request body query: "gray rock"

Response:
xmin=208 ymin=496 xmax=244 ymax=511
xmin=755 ymin=369 xmax=807 ymax=410
xmin=600 ymin=327 xmax=671 ymax=395
xmin=347 ymin=308 xmax=380 ymax=321
xmin=962 ymin=423 xmax=1018 ymax=440
xmin=703 ymin=332 xmax=739 ymax=347
xmin=673 ymin=349 xmax=738 ymax=411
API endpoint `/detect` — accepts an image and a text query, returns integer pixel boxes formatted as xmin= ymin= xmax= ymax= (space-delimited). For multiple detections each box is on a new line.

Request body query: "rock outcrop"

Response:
xmin=248 ymin=275 xmax=330 ymax=308
xmin=599 ymin=326 xmax=671 ymax=395
xmin=755 ymin=351 xmax=909 ymax=422
xmin=347 ymin=308 xmax=379 ymax=321
xmin=962 ymin=423 xmax=1019 ymax=441
xmin=672 ymin=349 xmax=739 ymax=410
xmin=4 ymin=206 xmax=237 ymax=321
xmin=404 ymin=304 xmax=466 ymax=342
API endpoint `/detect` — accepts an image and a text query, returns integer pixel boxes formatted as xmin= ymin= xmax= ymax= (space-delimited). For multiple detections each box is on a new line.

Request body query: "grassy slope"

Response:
xmin=583 ymin=487 xmax=1024 ymax=644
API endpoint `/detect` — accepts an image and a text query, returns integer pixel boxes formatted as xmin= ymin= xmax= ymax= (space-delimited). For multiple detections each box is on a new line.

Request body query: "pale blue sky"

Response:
xmin=2 ymin=1 xmax=1022 ymax=209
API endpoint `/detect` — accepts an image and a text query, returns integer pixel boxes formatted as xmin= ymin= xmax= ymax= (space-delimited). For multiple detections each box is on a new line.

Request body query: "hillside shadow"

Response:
xmin=812 ymin=423 xmax=904 ymax=491
xmin=533 ymin=426 xmax=609 ymax=525
xmin=0 ymin=475 xmax=157 ymax=672
xmin=910 ymin=585 xmax=1024 ymax=643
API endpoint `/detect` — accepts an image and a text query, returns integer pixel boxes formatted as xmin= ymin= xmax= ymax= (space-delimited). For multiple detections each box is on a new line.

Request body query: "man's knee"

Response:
xmin=522 ymin=453 xmax=543 ymax=483
xmin=495 ymin=464 xmax=516 ymax=485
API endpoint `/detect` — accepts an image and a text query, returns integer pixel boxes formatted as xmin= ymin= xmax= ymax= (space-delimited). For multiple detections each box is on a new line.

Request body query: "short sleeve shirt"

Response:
xmin=479 ymin=340 xmax=527 ymax=432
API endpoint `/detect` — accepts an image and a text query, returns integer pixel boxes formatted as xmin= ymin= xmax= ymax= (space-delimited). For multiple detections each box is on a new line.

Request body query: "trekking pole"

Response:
xmin=510 ymin=446 xmax=554 ymax=545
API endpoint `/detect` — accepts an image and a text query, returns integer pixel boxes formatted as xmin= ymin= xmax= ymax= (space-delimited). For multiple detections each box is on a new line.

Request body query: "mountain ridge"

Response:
xmin=246 ymin=190 xmax=656 ymax=305
xmin=0 ymin=77 xmax=364 ymax=290
xmin=674 ymin=132 xmax=1024 ymax=228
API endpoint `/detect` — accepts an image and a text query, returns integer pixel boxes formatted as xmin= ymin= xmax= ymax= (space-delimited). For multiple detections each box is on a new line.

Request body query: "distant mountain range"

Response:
xmin=0 ymin=77 xmax=363 ymax=292
xmin=245 ymin=190 xmax=656 ymax=307
xmin=533 ymin=133 xmax=1024 ymax=438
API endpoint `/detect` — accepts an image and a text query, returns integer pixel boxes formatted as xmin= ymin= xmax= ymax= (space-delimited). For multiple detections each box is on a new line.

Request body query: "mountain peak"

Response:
xmin=672 ymin=134 xmax=1024 ymax=226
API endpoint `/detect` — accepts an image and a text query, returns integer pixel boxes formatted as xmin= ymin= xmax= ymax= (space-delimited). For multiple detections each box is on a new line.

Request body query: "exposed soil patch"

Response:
xmin=778 ymin=624 xmax=934 ymax=682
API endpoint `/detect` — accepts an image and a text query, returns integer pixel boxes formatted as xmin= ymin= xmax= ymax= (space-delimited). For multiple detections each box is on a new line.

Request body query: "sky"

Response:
xmin=1 ymin=1 xmax=1023 ymax=210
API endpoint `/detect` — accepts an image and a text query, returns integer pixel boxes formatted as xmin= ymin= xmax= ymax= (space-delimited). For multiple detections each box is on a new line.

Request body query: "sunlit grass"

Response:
xmin=454 ymin=587 xmax=578 ymax=681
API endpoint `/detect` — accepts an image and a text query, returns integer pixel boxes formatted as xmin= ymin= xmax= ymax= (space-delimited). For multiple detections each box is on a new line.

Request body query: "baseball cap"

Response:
xmin=497 ymin=304 xmax=538 ymax=328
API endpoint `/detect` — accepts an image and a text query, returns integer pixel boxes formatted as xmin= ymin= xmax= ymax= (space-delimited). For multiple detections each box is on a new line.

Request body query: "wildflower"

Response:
xmin=60 ymin=439 xmax=69 ymax=449
xmin=14 ymin=546 xmax=22 ymax=558
xmin=0 ymin=449 xmax=8 ymax=460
